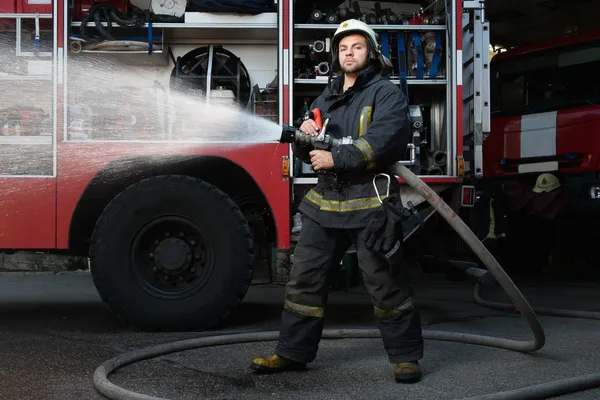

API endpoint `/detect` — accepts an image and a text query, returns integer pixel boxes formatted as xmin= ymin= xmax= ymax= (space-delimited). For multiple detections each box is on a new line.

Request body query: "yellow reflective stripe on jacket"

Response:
xmin=358 ymin=106 xmax=373 ymax=138
xmin=484 ymin=198 xmax=497 ymax=241
xmin=374 ymin=297 xmax=415 ymax=319
xmin=353 ymin=137 xmax=377 ymax=171
xmin=305 ymin=189 xmax=386 ymax=212
xmin=284 ymin=299 xmax=324 ymax=318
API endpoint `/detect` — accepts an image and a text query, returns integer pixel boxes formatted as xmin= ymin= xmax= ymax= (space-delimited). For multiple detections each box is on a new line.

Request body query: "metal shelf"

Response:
xmin=0 ymin=13 xmax=52 ymax=19
xmin=77 ymin=49 xmax=164 ymax=54
xmin=394 ymin=79 xmax=447 ymax=85
xmin=294 ymin=177 xmax=317 ymax=184
xmin=71 ymin=21 xmax=277 ymax=29
xmin=0 ymin=75 xmax=52 ymax=81
xmin=294 ymin=24 xmax=446 ymax=31
xmin=71 ymin=12 xmax=278 ymax=30
xmin=294 ymin=78 xmax=447 ymax=85
xmin=0 ymin=136 xmax=52 ymax=145
xmin=293 ymin=78 xmax=330 ymax=84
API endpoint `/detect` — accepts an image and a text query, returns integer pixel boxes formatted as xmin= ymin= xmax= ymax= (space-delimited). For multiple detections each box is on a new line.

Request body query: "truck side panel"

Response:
xmin=0 ymin=179 xmax=56 ymax=249
xmin=55 ymin=142 xmax=291 ymax=250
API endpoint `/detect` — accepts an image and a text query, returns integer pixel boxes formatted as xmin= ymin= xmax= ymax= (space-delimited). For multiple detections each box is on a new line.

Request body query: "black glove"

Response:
xmin=360 ymin=195 xmax=412 ymax=255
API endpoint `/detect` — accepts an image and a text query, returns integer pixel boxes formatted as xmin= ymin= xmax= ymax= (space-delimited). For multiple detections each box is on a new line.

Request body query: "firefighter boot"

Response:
xmin=250 ymin=354 xmax=307 ymax=374
xmin=394 ymin=361 xmax=422 ymax=383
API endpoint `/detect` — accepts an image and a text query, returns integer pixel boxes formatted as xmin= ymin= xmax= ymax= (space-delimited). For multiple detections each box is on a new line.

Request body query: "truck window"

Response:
xmin=491 ymin=39 xmax=600 ymax=117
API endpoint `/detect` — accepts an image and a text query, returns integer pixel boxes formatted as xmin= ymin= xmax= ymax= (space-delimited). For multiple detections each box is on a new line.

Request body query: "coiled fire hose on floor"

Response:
xmin=93 ymin=129 xmax=600 ymax=400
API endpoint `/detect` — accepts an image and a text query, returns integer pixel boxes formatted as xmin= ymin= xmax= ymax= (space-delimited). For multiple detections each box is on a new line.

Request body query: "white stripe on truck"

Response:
xmin=520 ymin=111 xmax=557 ymax=158
xmin=517 ymin=161 xmax=559 ymax=174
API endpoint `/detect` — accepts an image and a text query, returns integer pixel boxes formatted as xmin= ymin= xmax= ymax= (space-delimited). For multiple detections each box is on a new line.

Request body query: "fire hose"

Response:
xmin=92 ymin=126 xmax=600 ymax=400
xmin=78 ymin=4 xmax=183 ymax=44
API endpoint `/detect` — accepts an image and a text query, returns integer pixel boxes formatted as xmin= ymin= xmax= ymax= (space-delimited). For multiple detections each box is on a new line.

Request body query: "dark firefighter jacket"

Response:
xmin=293 ymin=65 xmax=412 ymax=229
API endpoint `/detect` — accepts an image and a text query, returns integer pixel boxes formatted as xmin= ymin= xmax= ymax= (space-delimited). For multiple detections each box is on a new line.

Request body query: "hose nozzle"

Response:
xmin=279 ymin=124 xmax=297 ymax=143
xmin=279 ymin=124 xmax=318 ymax=146
xmin=279 ymin=124 xmax=324 ymax=146
xmin=278 ymin=124 xmax=352 ymax=149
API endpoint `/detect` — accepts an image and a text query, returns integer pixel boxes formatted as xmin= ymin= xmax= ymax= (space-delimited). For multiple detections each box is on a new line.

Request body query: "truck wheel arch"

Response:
xmin=68 ymin=155 xmax=277 ymax=259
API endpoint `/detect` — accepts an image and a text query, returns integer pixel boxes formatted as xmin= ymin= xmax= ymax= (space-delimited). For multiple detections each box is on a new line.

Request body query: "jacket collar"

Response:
xmin=326 ymin=66 xmax=382 ymax=99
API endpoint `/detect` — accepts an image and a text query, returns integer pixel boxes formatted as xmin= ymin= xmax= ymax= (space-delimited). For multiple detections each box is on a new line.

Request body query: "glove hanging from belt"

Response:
xmin=360 ymin=193 xmax=412 ymax=258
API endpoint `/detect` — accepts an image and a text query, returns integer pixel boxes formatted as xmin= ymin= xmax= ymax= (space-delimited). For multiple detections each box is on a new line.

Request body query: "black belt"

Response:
xmin=316 ymin=172 xmax=375 ymax=191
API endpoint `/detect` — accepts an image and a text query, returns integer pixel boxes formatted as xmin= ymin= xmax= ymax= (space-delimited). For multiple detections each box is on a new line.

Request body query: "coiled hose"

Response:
xmin=92 ymin=163 xmax=600 ymax=400
xmin=79 ymin=4 xmax=183 ymax=44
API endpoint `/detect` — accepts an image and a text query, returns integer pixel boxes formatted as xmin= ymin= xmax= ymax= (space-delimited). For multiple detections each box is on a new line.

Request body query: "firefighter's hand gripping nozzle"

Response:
xmin=278 ymin=124 xmax=353 ymax=150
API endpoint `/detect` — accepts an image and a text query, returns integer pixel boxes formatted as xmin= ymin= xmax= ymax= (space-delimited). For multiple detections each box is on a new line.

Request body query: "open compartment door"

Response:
xmin=0 ymin=9 xmax=57 ymax=248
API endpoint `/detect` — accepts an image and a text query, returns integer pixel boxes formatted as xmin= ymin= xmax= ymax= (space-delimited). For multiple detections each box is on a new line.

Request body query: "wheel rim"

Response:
xmin=130 ymin=216 xmax=215 ymax=300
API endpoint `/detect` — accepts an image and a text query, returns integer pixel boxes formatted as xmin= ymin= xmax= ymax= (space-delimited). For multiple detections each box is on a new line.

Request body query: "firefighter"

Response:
xmin=250 ymin=19 xmax=424 ymax=383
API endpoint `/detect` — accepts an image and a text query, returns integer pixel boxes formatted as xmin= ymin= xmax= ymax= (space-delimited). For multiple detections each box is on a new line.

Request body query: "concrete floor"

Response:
xmin=0 ymin=271 xmax=599 ymax=400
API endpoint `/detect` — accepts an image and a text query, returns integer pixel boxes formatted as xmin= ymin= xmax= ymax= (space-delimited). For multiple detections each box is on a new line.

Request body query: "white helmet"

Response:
xmin=330 ymin=19 xmax=393 ymax=76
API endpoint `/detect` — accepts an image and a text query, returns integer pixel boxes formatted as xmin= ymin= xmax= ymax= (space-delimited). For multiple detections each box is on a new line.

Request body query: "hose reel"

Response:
xmin=169 ymin=46 xmax=252 ymax=108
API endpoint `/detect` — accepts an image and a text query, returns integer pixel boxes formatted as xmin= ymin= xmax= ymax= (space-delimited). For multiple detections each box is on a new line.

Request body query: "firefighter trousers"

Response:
xmin=275 ymin=215 xmax=424 ymax=364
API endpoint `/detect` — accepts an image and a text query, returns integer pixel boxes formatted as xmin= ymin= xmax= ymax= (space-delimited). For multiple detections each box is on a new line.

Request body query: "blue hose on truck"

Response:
xmin=91 ymin=148 xmax=600 ymax=399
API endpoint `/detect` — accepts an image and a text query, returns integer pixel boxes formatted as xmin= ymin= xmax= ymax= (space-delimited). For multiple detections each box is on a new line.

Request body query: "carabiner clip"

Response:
xmin=316 ymin=116 xmax=330 ymax=142
xmin=373 ymin=173 xmax=391 ymax=204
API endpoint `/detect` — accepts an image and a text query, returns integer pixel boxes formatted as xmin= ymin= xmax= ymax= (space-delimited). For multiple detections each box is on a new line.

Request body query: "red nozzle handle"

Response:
xmin=306 ymin=108 xmax=323 ymax=131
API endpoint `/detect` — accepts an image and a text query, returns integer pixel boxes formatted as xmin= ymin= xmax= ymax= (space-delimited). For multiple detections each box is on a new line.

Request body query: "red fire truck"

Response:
xmin=453 ymin=29 xmax=600 ymax=274
xmin=485 ymin=32 xmax=600 ymax=184
xmin=0 ymin=0 xmax=489 ymax=331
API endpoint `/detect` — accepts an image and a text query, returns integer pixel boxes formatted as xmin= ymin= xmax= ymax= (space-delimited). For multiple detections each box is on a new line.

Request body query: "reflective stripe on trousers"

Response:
xmin=284 ymin=299 xmax=324 ymax=318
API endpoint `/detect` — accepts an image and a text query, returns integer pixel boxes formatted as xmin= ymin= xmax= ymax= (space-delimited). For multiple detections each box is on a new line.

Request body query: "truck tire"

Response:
xmin=89 ymin=175 xmax=254 ymax=331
